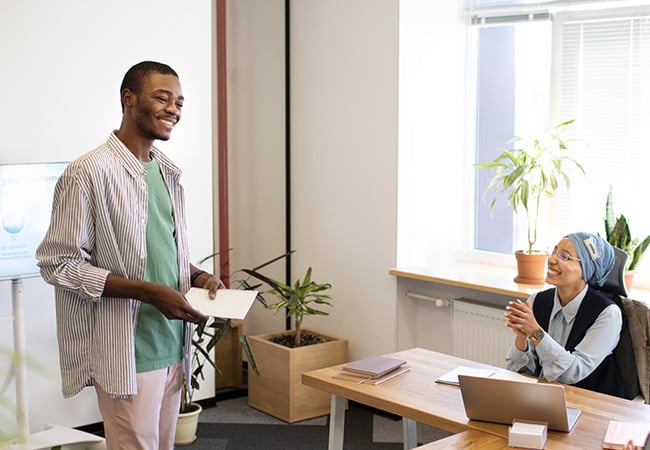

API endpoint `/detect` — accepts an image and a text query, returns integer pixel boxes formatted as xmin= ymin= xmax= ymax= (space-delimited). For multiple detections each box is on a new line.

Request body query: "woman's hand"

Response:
xmin=505 ymin=299 xmax=541 ymax=351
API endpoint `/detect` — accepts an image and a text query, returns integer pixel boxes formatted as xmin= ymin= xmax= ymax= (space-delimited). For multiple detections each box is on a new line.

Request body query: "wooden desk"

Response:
xmin=302 ymin=348 xmax=650 ymax=450
xmin=415 ymin=429 xmax=507 ymax=449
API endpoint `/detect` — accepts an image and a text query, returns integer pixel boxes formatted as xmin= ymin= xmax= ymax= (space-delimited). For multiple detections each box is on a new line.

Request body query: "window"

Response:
xmin=472 ymin=3 xmax=650 ymax=277
xmin=474 ymin=19 xmax=553 ymax=253
xmin=552 ymin=10 xmax=650 ymax=246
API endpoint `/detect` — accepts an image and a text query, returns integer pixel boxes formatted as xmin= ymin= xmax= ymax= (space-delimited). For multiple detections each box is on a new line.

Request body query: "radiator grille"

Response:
xmin=451 ymin=299 xmax=514 ymax=368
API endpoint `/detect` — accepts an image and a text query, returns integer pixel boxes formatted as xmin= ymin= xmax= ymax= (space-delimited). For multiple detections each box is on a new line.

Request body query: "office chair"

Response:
xmin=600 ymin=246 xmax=629 ymax=298
xmin=596 ymin=247 xmax=646 ymax=401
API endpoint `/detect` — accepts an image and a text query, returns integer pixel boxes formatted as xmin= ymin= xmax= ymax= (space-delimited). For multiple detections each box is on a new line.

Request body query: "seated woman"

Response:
xmin=505 ymin=232 xmax=625 ymax=397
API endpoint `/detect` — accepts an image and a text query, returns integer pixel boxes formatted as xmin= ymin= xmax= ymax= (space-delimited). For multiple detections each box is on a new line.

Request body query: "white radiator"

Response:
xmin=451 ymin=299 xmax=514 ymax=368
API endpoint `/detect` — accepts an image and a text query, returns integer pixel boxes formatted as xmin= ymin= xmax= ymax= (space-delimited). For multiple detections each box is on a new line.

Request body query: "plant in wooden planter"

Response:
xmin=243 ymin=266 xmax=333 ymax=347
xmin=241 ymin=264 xmax=348 ymax=422
xmin=476 ymin=119 xmax=585 ymax=284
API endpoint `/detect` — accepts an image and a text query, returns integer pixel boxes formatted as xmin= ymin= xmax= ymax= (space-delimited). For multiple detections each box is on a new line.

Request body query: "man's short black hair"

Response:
xmin=120 ymin=61 xmax=178 ymax=111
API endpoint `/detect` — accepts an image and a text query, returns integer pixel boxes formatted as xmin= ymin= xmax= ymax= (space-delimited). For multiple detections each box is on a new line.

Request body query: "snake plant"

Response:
xmin=604 ymin=185 xmax=650 ymax=271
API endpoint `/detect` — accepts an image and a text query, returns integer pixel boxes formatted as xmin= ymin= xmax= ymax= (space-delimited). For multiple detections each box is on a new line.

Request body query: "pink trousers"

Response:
xmin=94 ymin=362 xmax=183 ymax=450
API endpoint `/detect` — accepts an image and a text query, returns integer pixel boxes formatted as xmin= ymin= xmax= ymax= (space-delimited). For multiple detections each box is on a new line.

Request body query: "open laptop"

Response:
xmin=458 ymin=374 xmax=582 ymax=432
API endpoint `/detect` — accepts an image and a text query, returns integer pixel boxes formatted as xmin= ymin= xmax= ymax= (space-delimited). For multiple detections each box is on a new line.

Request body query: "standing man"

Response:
xmin=37 ymin=61 xmax=218 ymax=449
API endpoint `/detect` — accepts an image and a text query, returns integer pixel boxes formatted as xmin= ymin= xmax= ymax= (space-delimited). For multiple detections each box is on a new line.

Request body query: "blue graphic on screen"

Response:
xmin=3 ymin=212 xmax=25 ymax=234
xmin=0 ymin=162 xmax=68 ymax=280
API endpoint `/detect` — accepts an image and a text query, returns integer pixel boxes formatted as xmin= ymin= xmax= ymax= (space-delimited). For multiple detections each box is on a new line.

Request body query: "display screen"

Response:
xmin=0 ymin=162 xmax=68 ymax=280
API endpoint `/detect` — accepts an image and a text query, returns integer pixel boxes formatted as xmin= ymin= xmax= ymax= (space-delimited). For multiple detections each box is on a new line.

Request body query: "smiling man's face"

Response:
xmin=130 ymin=72 xmax=184 ymax=142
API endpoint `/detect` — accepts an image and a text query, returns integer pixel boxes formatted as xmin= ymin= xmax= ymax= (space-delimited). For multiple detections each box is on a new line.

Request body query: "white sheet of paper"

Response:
xmin=186 ymin=287 xmax=258 ymax=320
xmin=491 ymin=368 xmax=539 ymax=383
xmin=435 ymin=365 xmax=495 ymax=385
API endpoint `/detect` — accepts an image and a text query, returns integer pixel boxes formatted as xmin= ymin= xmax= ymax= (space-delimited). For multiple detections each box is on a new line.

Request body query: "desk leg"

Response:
xmin=402 ymin=417 xmax=417 ymax=450
xmin=328 ymin=394 xmax=346 ymax=450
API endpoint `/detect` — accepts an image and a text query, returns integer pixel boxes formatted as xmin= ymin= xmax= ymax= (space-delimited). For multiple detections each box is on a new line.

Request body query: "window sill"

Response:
xmin=390 ymin=261 xmax=650 ymax=304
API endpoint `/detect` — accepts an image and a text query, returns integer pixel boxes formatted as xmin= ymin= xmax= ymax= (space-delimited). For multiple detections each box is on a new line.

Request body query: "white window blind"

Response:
xmin=550 ymin=11 xmax=650 ymax=259
xmin=467 ymin=0 xmax=641 ymax=12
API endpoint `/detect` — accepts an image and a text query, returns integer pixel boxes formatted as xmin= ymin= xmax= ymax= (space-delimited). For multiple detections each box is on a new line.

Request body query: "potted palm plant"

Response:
xmin=176 ymin=264 xmax=262 ymax=445
xmin=476 ymin=119 xmax=585 ymax=284
xmin=1 ymin=346 xmax=20 ymax=448
xmin=175 ymin=318 xmax=237 ymax=445
xmin=604 ymin=185 xmax=650 ymax=291
xmin=240 ymin=264 xmax=348 ymax=423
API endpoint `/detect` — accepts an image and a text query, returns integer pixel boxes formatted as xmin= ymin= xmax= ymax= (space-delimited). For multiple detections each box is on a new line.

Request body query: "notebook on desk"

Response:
xmin=458 ymin=374 xmax=581 ymax=432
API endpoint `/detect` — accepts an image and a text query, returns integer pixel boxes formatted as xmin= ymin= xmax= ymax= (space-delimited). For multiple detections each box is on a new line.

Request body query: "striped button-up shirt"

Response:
xmin=36 ymin=132 xmax=191 ymax=398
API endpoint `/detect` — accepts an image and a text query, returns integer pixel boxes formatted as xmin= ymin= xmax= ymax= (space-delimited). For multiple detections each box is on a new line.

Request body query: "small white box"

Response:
xmin=508 ymin=420 xmax=548 ymax=449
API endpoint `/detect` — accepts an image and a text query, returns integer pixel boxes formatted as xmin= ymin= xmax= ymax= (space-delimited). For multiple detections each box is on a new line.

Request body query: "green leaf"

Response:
xmin=240 ymin=335 xmax=259 ymax=375
xmin=475 ymin=119 xmax=583 ymax=251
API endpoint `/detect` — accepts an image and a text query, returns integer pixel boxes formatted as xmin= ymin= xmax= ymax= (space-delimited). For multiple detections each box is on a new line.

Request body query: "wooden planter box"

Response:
xmin=247 ymin=329 xmax=348 ymax=423
xmin=215 ymin=320 xmax=243 ymax=390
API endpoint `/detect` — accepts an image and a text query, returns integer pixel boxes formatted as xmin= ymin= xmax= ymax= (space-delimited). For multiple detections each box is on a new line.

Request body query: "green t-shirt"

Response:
xmin=135 ymin=159 xmax=183 ymax=372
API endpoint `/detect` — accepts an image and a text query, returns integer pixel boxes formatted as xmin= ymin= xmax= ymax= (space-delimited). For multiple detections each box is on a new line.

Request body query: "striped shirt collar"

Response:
xmin=107 ymin=132 xmax=183 ymax=179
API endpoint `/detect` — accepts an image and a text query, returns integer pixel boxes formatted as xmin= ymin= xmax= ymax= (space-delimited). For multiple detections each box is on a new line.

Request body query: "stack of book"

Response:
xmin=602 ymin=420 xmax=650 ymax=450
xmin=336 ymin=355 xmax=409 ymax=385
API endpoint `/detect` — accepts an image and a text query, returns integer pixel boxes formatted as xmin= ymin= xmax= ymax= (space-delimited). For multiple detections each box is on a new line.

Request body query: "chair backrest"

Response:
xmin=600 ymin=246 xmax=629 ymax=298
xmin=596 ymin=247 xmax=643 ymax=400
xmin=620 ymin=297 xmax=650 ymax=403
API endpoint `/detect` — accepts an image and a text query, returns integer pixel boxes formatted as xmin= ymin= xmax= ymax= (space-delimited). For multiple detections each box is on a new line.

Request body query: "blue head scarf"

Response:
xmin=565 ymin=232 xmax=615 ymax=286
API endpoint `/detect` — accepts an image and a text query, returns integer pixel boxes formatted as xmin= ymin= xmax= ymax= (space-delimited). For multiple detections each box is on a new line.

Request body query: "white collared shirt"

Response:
xmin=506 ymin=285 xmax=622 ymax=384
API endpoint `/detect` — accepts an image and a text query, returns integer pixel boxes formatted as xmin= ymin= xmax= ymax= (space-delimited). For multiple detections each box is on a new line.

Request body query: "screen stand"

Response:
xmin=12 ymin=278 xmax=29 ymax=442
xmin=9 ymin=278 xmax=105 ymax=449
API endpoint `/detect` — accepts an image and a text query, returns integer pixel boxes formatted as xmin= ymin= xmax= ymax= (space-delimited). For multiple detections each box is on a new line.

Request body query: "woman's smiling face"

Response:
xmin=546 ymin=238 xmax=584 ymax=289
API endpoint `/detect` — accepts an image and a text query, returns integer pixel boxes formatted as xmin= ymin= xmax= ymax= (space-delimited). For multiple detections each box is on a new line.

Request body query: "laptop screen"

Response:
xmin=458 ymin=374 xmax=581 ymax=432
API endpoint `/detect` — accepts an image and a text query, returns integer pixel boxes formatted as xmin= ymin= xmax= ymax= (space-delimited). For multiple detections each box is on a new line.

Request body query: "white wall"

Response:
xmin=397 ymin=0 xmax=468 ymax=266
xmin=287 ymin=0 xmax=399 ymax=356
xmin=228 ymin=0 xmax=401 ymax=361
xmin=228 ymin=0 xmax=400 ymax=360
xmin=0 ymin=0 xmax=213 ymax=432
xmin=227 ymin=0 xmax=287 ymax=336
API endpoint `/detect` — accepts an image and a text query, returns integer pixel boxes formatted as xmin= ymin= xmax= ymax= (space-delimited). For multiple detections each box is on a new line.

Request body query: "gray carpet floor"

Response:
xmin=177 ymin=396 xmax=452 ymax=450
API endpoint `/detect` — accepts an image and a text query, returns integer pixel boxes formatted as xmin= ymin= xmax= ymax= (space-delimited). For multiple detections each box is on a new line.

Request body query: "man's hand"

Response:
xmin=103 ymin=274 xmax=208 ymax=323
xmin=189 ymin=266 xmax=222 ymax=299
xmin=195 ymin=273 xmax=221 ymax=299
xmin=142 ymin=283 xmax=208 ymax=323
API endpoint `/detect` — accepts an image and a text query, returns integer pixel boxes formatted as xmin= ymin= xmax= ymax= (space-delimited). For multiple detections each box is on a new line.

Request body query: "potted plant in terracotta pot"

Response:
xmin=240 ymin=264 xmax=348 ymax=423
xmin=476 ymin=119 xmax=585 ymax=284
xmin=604 ymin=185 xmax=650 ymax=292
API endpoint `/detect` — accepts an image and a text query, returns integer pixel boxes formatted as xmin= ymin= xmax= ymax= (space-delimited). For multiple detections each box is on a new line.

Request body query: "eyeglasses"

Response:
xmin=548 ymin=247 xmax=581 ymax=262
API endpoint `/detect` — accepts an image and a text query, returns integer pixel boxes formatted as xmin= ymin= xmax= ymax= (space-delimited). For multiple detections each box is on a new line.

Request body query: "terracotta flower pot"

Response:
xmin=624 ymin=270 xmax=636 ymax=293
xmin=513 ymin=250 xmax=547 ymax=285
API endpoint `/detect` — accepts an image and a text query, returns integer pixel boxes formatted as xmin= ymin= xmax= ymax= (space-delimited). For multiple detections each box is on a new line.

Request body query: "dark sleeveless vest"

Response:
xmin=533 ymin=287 xmax=625 ymax=398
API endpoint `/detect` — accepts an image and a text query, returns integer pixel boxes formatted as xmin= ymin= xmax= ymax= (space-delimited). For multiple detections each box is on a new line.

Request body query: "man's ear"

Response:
xmin=121 ymin=88 xmax=136 ymax=108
